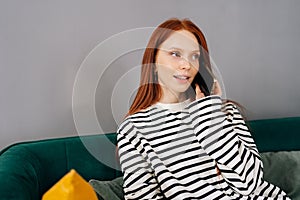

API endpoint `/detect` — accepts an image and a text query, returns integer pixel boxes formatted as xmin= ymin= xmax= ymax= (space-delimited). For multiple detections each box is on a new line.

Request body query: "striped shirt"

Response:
xmin=117 ymin=95 xmax=289 ymax=199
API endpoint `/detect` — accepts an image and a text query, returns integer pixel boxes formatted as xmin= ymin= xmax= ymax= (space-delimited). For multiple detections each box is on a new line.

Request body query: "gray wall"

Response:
xmin=1 ymin=0 xmax=300 ymax=149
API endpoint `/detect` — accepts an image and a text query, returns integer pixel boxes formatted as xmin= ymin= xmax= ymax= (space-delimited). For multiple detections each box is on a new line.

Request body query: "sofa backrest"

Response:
xmin=248 ymin=117 xmax=300 ymax=152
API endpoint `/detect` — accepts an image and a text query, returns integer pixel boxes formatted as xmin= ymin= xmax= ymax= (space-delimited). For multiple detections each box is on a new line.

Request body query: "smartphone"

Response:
xmin=192 ymin=64 xmax=215 ymax=96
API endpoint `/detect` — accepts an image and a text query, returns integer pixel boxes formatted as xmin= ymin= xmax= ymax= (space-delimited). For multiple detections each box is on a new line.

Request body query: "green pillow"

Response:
xmin=89 ymin=177 xmax=124 ymax=200
xmin=261 ymin=151 xmax=300 ymax=200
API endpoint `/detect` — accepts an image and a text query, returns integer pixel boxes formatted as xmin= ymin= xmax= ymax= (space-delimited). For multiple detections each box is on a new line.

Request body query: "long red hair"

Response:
xmin=127 ymin=18 xmax=212 ymax=116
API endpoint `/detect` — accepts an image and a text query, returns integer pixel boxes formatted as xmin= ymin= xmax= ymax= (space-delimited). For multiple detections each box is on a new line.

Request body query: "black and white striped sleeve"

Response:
xmin=117 ymin=121 xmax=164 ymax=200
xmin=187 ymin=95 xmax=263 ymax=195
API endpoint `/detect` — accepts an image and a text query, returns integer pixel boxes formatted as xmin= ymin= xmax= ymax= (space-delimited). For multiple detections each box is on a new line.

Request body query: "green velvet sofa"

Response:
xmin=0 ymin=117 xmax=299 ymax=200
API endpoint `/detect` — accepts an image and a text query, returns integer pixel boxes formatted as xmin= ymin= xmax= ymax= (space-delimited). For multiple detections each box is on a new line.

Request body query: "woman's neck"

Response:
xmin=158 ymin=91 xmax=187 ymax=104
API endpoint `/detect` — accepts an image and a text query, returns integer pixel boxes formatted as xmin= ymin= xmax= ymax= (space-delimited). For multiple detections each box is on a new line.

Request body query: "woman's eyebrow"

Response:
xmin=168 ymin=47 xmax=182 ymax=51
xmin=191 ymin=49 xmax=200 ymax=53
xmin=167 ymin=47 xmax=200 ymax=53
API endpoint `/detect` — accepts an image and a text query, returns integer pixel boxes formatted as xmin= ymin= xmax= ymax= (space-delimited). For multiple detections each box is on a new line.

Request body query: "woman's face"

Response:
xmin=155 ymin=30 xmax=200 ymax=103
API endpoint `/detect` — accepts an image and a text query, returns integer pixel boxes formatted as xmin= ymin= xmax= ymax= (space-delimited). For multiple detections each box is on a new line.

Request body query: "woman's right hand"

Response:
xmin=195 ymin=80 xmax=222 ymax=100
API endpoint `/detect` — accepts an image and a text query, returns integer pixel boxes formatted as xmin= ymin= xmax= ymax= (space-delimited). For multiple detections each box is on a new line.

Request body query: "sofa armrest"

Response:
xmin=0 ymin=134 xmax=122 ymax=200
xmin=0 ymin=145 xmax=42 ymax=200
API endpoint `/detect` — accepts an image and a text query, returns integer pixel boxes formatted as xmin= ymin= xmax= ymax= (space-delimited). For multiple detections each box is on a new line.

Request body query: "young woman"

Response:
xmin=117 ymin=18 xmax=289 ymax=200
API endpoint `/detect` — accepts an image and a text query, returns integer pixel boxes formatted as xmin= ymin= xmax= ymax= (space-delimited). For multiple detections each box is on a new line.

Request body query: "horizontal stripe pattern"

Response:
xmin=117 ymin=95 xmax=290 ymax=200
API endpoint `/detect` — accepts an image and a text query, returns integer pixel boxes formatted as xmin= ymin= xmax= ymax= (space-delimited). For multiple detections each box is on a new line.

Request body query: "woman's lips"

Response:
xmin=173 ymin=75 xmax=190 ymax=83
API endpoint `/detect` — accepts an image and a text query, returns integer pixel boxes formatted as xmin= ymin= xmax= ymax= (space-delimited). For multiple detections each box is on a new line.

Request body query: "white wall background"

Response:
xmin=1 ymin=0 xmax=300 ymax=149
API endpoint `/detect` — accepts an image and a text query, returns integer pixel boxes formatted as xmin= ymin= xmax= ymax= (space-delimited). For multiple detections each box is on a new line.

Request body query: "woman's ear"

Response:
xmin=154 ymin=63 xmax=158 ymax=73
xmin=153 ymin=66 xmax=158 ymax=83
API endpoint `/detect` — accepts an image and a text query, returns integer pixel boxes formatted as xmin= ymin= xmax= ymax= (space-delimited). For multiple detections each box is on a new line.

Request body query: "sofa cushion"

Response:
xmin=89 ymin=177 xmax=124 ymax=200
xmin=261 ymin=151 xmax=300 ymax=200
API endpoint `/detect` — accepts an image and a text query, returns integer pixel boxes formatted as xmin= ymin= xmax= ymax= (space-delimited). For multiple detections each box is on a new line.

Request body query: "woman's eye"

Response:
xmin=191 ymin=54 xmax=200 ymax=60
xmin=170 ymin=51 xmax=181 ymax=57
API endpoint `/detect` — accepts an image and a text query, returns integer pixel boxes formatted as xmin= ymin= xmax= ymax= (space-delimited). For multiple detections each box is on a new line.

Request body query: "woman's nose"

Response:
xmin=179 ymin=58 xmax=191 ymax=70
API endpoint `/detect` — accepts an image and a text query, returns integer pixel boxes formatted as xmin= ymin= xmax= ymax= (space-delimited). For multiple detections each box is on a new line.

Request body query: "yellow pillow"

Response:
xmin=42 ymin=169 xmax=98 ymax=200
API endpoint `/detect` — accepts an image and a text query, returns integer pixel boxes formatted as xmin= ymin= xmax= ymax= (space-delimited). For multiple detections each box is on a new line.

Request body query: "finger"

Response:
xmin=195 ymin=84 xmax=205 ymax=99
